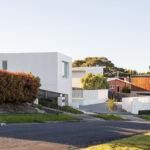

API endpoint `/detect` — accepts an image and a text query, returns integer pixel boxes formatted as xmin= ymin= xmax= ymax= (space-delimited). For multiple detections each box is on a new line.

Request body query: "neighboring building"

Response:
xmin=0 ymin=52 xmax=72 ymax=105
xmin=72 ymin=66 xmax=105 ymax=88
xmin=108 ymin=78 xmax=131 ymax=93
xmin=131 ymin=75 xmax=150 ymax=95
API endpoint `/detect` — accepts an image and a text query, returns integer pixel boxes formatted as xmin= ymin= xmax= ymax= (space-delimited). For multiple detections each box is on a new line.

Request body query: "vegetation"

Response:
xmin=72 ymin=57 xmax=138 ymax=78
xmin=91 ymin=114 xmax=126 ymax=120
xmin=137 ymin=115 xmax=150 ymax=120
xmin=81 ymin=73 xmax=109 ymax=90
xmin=37 ymin=104 xmax=43 ymax=110
xmin=39 ymin=98 xmax=83 ymax=114
xmin=62 ymin=106 xmax=83 ymax=114
xmin=0 ymin=114 xmax=81 ymax=123
xmin=106 ymin=99 xmax=117 ymax=111
xmin=122 ymin=86 xmax=131 ymax=93
xmin=72 ymin=57 xmax=150 ymax=77
xmin=83 ymin=133 xmax=150 ymax=150
xmin=0 ymin=70 xmax=40 ymax=104
xmin=39 ymin=98 xmax=58 ymax=108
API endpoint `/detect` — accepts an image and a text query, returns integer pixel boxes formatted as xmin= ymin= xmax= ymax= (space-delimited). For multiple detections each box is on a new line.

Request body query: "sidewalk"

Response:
xmin=118 ymin=114 xmax=148 ymax=121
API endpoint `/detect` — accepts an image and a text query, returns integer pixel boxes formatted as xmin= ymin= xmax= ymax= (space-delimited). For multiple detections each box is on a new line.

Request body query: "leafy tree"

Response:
xmin=81 ymin=73 xmax=109 ymax=90
xmin=72 ymin=60 xmax=86 ymax=67
xmin=126 ymin=69 xmax=138 ymax=75
xmin=72 ymin=57 xmax=139 ymax=78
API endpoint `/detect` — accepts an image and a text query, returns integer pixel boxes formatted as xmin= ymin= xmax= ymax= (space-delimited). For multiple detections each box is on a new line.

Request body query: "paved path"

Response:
xmin=119 ymin=114 xmax=146 ymax=121
xmin=79 ymin=103 xmax=149 ymax=121
xmin=79 ymin=103 xmax=129 ymax=115
xmin=0 ymin=120 xmax=150 ymax=150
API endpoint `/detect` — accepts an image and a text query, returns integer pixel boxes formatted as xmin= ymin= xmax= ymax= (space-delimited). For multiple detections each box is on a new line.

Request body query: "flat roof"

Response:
xmin=132 ymin=75 xmax=150 ymax=77
xmin=72 ymin=66 xmax=105 ymax=71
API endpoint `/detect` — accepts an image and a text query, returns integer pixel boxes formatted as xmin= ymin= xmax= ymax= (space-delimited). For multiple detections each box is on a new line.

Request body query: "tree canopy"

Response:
xmin=72 ymin=57 xmax=139 ymax=78
xmin=81 ymin=73 xmax=109 ymax=90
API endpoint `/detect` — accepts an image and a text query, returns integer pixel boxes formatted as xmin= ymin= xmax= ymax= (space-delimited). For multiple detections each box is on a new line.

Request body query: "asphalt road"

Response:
xmin=0 ymin=120 xmax=150 ymax=150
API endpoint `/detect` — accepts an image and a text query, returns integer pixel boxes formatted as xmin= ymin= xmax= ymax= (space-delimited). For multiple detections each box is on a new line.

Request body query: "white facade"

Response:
xmin=122 ymin=96 xmax=150 ymax=114
xmin=72 ymin=89 xmax=108 ymax=108
xmin=72 ymin=66 xmax=105 ymax=88
xmin=0 ymin=52 xmax=72 ymax=105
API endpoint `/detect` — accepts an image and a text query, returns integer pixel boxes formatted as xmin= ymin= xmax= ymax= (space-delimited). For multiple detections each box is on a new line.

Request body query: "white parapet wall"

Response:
xmin=122 ymin=96 xmax=150 ymax=114
xmin=71 ymin=89 xmax=108 ymax=108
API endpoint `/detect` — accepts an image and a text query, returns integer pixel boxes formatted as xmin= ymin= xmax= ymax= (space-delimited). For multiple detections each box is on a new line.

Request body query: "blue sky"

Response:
xmin=0 ymin=0 xmax=150 ymax=72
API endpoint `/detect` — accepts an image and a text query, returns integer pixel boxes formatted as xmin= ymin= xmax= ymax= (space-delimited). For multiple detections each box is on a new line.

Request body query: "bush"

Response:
xmin=81 ymin=73 xmax=109 ymax=90
xmin=39 ymin=98 xmax=58 ymax=108
xmin=122 ymin=86 xmax=131 ymax=93
xmin=0 ymin=70 xmax=41 ymax=104
xmin=39 ymin=98 xmax=83 ymax=114
xmin=106 ymin=99 xmax=117 ymax=111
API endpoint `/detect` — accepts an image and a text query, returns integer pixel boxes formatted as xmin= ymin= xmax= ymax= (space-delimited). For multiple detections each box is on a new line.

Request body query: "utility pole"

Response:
xmin=116 ymin=71 xmax=119 ymax=78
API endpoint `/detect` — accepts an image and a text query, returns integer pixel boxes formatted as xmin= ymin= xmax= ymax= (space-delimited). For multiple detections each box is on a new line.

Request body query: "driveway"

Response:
xmin=0 ymin=120 xmax=150 ymax=150
xmin=79 ymin=103 xmax=127 ymax=114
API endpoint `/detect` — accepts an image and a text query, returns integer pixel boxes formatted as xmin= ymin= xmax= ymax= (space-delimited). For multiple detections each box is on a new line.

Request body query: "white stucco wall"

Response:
xmin=71 ymin=89 xmax=108 ymax=108
xmin=122 ymin=96 xmax=150 ymax=114
xmin=72 ymin=66 xmax=105 ymax=88
xmin=0 ymin=52 xmax=72 ymax=104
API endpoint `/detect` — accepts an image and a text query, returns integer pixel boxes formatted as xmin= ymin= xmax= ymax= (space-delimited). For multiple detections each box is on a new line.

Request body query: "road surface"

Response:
xmin=0 ymin=120 xmax=150 ymax=150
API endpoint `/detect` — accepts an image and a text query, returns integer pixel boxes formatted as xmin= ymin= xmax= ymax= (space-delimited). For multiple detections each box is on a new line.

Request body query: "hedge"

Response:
xmin=0 ymin=70 xmax=41 ymax=104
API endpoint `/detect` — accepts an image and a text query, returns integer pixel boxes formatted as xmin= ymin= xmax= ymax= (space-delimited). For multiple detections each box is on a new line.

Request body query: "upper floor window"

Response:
xmin=62 ymin=61 xmax=68 ymax=78
xmin=2 ymin=60 xmax=7 ymax=70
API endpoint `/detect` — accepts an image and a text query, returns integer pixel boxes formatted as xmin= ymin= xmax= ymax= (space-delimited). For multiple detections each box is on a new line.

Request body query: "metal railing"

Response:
xmin=38 ymin=89 xmax=60 ymax=100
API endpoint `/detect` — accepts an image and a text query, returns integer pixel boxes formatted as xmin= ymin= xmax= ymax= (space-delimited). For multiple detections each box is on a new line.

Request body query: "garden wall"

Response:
xmin=72 ymin=89 xmax=108 ymax=108
xmin=122 ymin=96 xmax=150 ymax=114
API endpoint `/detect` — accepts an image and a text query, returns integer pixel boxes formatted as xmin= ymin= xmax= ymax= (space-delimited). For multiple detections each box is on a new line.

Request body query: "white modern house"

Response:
xmin=72 ymin=66 xmax=105 ymax=88
xmin=71 ymin=66 xmax=108 ymax=108
xmin=0 ymin=52 xmax=72 ymax=105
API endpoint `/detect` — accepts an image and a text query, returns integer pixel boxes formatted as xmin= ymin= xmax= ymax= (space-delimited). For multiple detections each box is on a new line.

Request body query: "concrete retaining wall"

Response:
xmin=122 ymin=96 xmax=150 ymax=114
xmin=71 ymin=89 xmax=108 ymax=108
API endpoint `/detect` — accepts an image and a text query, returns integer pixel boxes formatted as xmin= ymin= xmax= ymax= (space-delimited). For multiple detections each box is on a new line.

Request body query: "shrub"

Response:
xmin=106 ymin=99 xmax=117 ymax=111
xmin=0 ymin=70 xmax=41 ymax=104
xmin=122 ymin=86 xmax=131 ymax=93
xmin=39 ymin=98 xmax=83 ymax=114
xmin=81 ymin=73 xmax=109 ymax=90
xmin=39 ymin=98 xmax=58 ymax=108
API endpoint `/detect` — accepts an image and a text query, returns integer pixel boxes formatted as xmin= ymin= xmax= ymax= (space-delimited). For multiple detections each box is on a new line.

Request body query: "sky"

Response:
xmin=0 ymin=0 xmax=150 ymax=72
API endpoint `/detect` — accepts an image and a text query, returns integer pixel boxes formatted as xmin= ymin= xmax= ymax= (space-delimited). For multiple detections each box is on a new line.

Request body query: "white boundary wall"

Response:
xmin=71 ymin=89 xmax=108 ymax=108
xmin=122 ymin=96 xmax=150 ymax=114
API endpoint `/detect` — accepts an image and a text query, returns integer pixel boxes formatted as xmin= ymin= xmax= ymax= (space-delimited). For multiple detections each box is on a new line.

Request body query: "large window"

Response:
xmin=2 ymin=60 xmax=7 ymax=70
xmin=62 ymin=61 xmax=68 ymax=78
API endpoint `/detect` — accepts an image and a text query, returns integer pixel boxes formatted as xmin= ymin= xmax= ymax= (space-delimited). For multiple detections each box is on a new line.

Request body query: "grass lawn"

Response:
xmin=83 ymin=133 xmax=150 ymax=150
xmin=91 ymin=114 xmax=127 ymax=120
xmin=137 ymin=115 xmax=150 ymax=120
xmin=0 ymin=114 xmax=82 ymax=123
xmin=62 ymin=106 xmax=83 ymax=114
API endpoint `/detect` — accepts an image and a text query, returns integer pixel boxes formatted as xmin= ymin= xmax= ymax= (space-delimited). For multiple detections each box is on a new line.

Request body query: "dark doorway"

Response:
xmin=117 ymin=86 xmax=120 ymax=92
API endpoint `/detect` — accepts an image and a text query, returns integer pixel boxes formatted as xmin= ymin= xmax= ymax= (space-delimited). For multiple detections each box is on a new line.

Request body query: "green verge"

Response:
xmin=0 ymin=114 xmax=82 ymax=123
xmin=137 ymin=115 xmax=150 ymax=120
xmin=39 ymin=98 xmax=83 ymax=114
xmin=62 ymin=106 xmax=83 ymax=114
xmin=91 ymin=114 xmax=127 ymax=120
xmin=83 ymin=133 xmax=150 ymax=150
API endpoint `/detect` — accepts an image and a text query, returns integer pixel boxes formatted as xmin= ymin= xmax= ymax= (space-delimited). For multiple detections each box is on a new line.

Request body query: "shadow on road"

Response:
xmin=0 ymin=120 xmax=150 ymax=149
